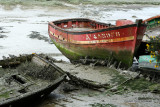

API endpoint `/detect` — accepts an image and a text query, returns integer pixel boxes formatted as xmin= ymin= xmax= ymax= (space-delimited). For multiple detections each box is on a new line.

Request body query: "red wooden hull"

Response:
xmin=48 ymin=18 xmax=147 ymax=68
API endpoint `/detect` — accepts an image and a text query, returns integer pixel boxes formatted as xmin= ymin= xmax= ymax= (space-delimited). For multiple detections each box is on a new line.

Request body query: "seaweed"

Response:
xmin=90 ymin=103 xmax=117 ymax=107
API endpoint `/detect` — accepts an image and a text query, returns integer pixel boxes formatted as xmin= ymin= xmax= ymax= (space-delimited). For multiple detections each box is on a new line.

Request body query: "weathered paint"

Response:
xmin=51 ymin=38 xmax=134 ymax=68
xmin=48 ymin=18 xmax=147 ymax=68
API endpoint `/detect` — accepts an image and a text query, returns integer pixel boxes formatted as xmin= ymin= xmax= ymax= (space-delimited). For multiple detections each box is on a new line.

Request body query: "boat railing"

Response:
xmin=53 ymin=19 xmax=111 ymax=30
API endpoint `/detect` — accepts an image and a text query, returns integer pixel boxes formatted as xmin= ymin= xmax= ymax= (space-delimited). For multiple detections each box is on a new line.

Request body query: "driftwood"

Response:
xmin=66 ymin=72 xmax=109 ymax=89
xmin=0 ymin=55 xmax=33 ymax=68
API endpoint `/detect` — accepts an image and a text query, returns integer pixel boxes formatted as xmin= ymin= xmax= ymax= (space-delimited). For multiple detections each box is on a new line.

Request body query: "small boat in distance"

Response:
xmin=48 ymin=18 xmax=147 ymax=68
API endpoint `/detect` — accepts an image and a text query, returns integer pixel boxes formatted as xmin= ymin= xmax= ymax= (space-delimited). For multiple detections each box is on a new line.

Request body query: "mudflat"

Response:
xmin=0 ymin=1 xmax=160 ymax=107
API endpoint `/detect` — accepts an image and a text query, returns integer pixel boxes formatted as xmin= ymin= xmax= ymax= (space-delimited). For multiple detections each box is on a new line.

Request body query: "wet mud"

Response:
xmin=0 ymin=27 xmax=8 ymax=38
xmin=0 ymin=27 xmax=3 ymax=30
xmin=32 ymin=61 xmax=160 ymax=107
xmin=0 ymin=35 xmax=7 ymax=38
xmin=28 ymin=31 xmax=51 ymax=44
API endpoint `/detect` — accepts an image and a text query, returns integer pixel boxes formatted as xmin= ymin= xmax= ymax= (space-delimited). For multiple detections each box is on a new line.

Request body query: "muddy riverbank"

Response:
xmin=27 ymin=61 xmax=160 ymax=107
xmin=0 ymin=2 xmax=160 ymax=107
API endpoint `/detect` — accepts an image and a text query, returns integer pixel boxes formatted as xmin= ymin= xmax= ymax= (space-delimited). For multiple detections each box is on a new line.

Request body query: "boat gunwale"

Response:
xmin=49 ymin=18 xmax=147 ymax=35
xmin=143 ymin=15 xmax=160 ymax=23
xmin=0 ymin=75 xmax=66 ymax=106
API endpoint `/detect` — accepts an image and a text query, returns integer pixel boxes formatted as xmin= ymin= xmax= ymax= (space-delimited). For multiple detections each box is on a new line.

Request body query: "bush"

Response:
xmin=146 ymin=35 xmax=160 ymax=67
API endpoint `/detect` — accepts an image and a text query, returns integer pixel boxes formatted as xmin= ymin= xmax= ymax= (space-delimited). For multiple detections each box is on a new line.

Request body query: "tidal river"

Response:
xmin=0 ymin=4 xmax=160 ymax=107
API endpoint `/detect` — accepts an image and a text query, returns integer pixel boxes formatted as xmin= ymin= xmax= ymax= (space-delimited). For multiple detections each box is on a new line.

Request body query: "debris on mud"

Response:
xmin=42 ymin=54 xmax=110 ymax=90
xmin=106 ymin=69 xmax=160 ymax=95
xmin=0 ymin=35 xmax=7 ymax=38
xmin=66 ymin=72 xmax=109 ymax=90
xmin=16 ymin=62 xmax=61 ymax=81
xmin=27 ymin=31 xmax=51 ymax=43
xmin=90 ymin=103 xmax=117 ymax=107
xmin=61 ymin=83 xmax=79 ymax=93
xmin=0 ymin=26 xmax=10 ymax=35
xmin=0 ymin=54 xmax=61 ymax=81
xmin=1 ymin=54 xmax=160 ymax=107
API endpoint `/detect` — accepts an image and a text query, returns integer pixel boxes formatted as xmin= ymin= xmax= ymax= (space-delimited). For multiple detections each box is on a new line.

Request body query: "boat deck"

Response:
xmin=0 ymin=71 xmax=50 ymax=102
xmin=52 ymin=18 xmax=111 ymax=32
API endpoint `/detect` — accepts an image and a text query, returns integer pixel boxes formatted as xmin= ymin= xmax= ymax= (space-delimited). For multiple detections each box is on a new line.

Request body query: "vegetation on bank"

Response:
xmin=146 ymin=35 xmax=160 ymax=66
xmin=106 ymin=69 xmax=160 ymax=95
xmin=90 ymin=103 xmax=117 ymax=107
xmin=1 ymin=0 xmax=160 ymax=6
xmin=0 ymin=0 xmax=64 ymax=7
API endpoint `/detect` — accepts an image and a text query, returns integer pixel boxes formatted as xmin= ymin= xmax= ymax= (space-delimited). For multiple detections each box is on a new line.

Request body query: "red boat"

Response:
xmin=48 ymin=18 xmax=147 ymax=68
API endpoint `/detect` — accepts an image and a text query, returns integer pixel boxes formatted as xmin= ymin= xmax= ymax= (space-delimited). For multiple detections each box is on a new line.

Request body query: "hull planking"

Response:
xmin=48 ymin=18 xmax=146 ymax=68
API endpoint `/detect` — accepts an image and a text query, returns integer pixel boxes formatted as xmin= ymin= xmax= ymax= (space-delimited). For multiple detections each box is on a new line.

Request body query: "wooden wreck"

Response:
xmin=0 ymin=54 xmax=66 ymax=107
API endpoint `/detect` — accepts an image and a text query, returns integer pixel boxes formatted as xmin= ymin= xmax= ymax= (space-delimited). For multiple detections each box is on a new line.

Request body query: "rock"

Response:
xmin=132 ymin=15 xmax=137 ymax=18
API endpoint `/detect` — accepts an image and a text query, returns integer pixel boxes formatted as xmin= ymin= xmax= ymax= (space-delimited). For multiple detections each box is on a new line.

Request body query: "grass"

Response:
xmin=0 ymin=88 xmax=5 ymax=92
xmin=123 ymin=78 xmax=153 ymax=91
xmin=0 ymin=91 xmax=11 ymax=99
xmin=109 ymin=69 xmax=128 ymax=85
